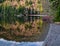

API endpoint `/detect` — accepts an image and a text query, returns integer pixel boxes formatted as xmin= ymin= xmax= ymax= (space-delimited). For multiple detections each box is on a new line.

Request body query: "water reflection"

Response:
xmin=0 ymin=38 xmax=44 ymax=46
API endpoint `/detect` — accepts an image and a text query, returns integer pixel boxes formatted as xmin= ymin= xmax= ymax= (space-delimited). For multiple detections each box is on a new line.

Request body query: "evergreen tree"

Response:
xmin=49 ymin=0 xmax=60 ymax=22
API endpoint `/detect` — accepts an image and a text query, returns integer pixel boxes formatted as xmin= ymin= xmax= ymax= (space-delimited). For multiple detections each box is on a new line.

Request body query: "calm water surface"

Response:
xmin=0 ymin=38 xmax=44 ymax=46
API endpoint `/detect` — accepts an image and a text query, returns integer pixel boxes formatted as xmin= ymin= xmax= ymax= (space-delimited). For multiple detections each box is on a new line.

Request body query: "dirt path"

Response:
xmin=43 ymin=24 xmax=60 ymax=46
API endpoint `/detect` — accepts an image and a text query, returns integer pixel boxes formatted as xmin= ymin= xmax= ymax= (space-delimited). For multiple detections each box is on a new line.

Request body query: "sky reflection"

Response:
xmin=0 ymin=38 xmax=44 ymax=46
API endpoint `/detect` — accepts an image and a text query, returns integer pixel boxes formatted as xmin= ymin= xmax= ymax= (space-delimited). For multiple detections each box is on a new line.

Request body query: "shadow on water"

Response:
xmin=39 ymin=22 xmax=50 ymax=41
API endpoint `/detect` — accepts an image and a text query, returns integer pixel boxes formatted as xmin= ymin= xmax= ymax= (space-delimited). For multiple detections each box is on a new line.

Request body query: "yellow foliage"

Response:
xmin=39 ymin=19 xmax=43 ymax=27
xmin=39 ymin=4 xmax=43 ymax=12
xmin=3 ymin=1 xmax=11 ymax=6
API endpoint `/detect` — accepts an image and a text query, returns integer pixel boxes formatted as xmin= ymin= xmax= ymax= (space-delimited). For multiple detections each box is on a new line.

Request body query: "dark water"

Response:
xmin=36 ymin=22 xmax=50 ymax=41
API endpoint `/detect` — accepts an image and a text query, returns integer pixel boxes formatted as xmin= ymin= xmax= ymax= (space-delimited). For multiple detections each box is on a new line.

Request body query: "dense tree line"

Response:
xmin=49 ymin=0 xmax=60 ymax=22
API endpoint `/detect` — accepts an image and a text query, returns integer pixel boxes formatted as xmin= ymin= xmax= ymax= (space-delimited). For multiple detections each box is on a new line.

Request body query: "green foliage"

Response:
xmin=38 ymin=0 xmax=41 ymax=4
xmin=0 ymin=0 xmax=43 ymax=25
xmin=0 ymin=4 xmax=17 ymax=24
xmin=0 ymin=0 xmax=5 ymax=3
xmin=54 ymin=6 xmax=60 ymax=22
xmin=49 ymin=0 xmax=54 ymax=2
xmin=29 ymin=0 xmax=33 ymax=5
xmin=25 ymin=0 xmax=29 ymax=6
xmin=18 ymin=6 xmax=25 ymax=14
xmin=49 ymin=0 xmax=60 ymax=22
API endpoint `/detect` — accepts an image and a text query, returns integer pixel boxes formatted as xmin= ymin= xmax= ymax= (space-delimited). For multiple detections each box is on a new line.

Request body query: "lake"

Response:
xmin=0 ymin=38 xmax=44 ymax=46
